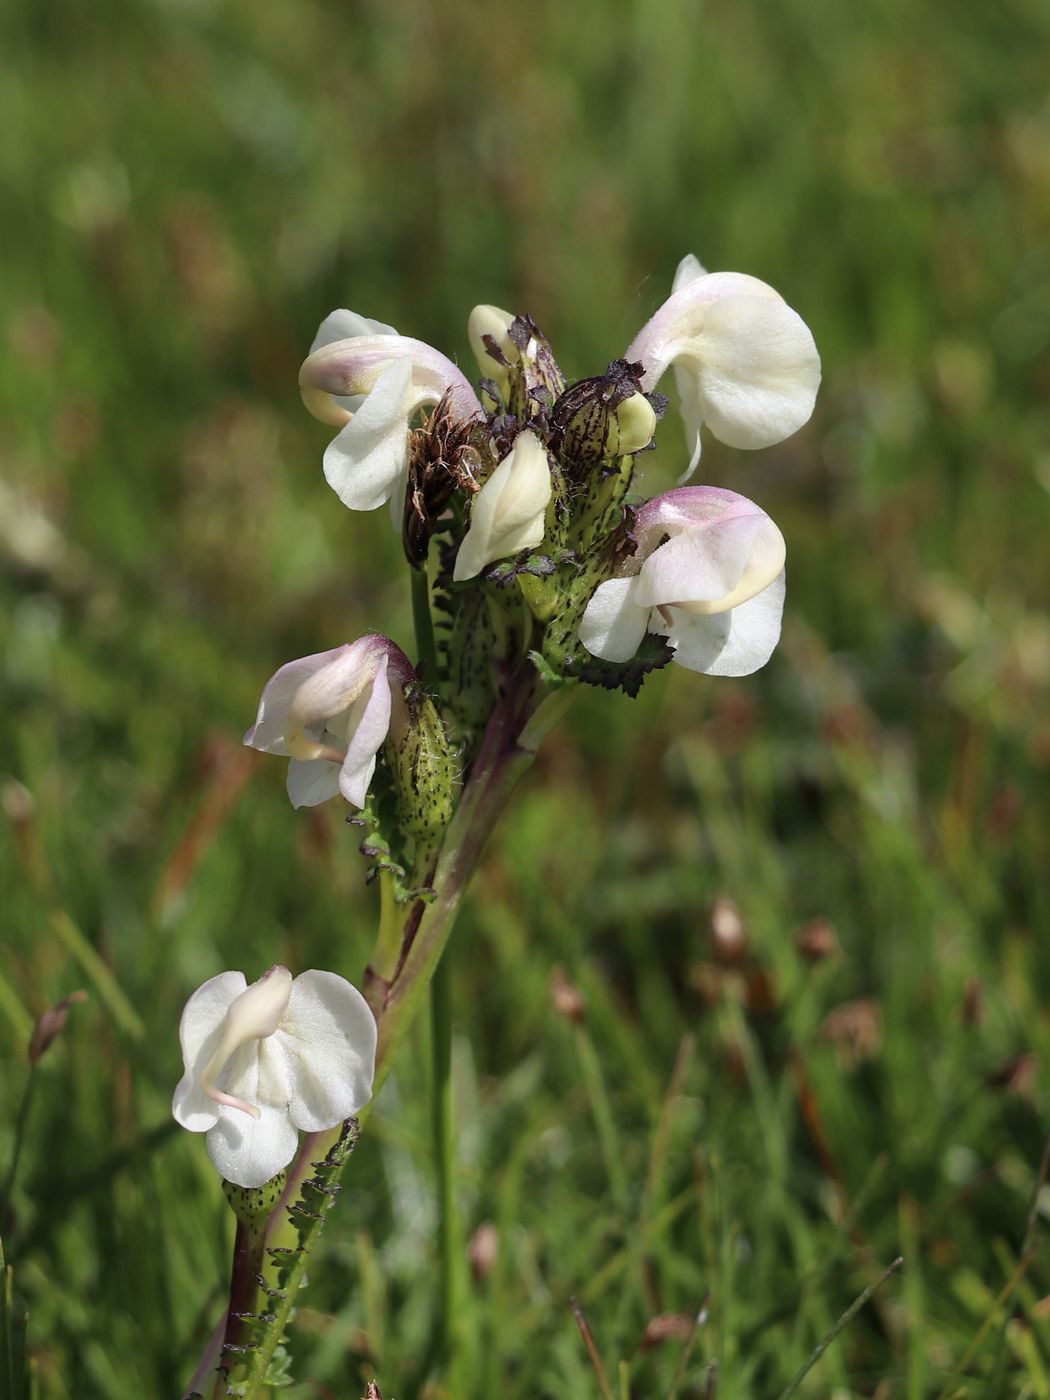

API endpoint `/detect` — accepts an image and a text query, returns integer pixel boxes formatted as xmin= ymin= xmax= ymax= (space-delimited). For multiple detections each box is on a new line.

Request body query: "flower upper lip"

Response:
xmin=297 ymin=312 xmax=485 ymax=522
xmin=624 ymin=254 xmax=821 ymax=472
xmin=243 ymin=635 xmax=415 ymax=810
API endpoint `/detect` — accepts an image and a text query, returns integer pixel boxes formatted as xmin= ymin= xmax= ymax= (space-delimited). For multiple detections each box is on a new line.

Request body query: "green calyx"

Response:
xmin=223 ymin=1172 xmax=287 ymax=1232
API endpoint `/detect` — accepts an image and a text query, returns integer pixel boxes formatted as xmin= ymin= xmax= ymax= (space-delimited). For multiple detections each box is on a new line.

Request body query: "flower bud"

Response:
xmin=503 ymin=316 xmax=566 ymax=421
xmin=468 ymin=304 xmax=517 ymax=385
xmin=551 ymin=359 xmax=652 ymax=475
xmin=612 ymin=392 xmax=657 ymax=455
xmin=28 ymin=990 xmax=88 ymax=1065
xmin=453 ymin=430 xmax=552 ymax=581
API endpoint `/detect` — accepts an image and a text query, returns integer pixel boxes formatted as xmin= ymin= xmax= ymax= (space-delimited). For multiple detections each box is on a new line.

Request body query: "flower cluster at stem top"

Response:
xmin=173 ymin=253 xmax=819 ymax=1188
xmin=245 ymin=250 xmax=819 ymax=820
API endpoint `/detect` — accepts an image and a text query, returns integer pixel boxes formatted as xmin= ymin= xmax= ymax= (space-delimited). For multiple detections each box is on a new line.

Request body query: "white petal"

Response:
xmin=245 ymin=646 xmax=353 ymax=754
xmin=277 ymin=970 xmax=378 ymax=1132
xmin=692 ymin=295 xmax=820 ymax=450
xmin=672 ymin=252 xmax=708 ymax=292
xmin=453 ymin=431 xmax=551 ymax=581
xmin=578 ymin=577 xmax=651 ymax=663
xmin=287 ymin=635 xmax=387 ymax=730
xmin=627 ymin=270 xmax=784 ymax=389
xmin=338 ymin=654 xmax=392 ymax=808
xmin=310 ymin=311 xmax=400 ymax=417
xmin=672 ymin=361 xmax=703 ymax=481
xmin=301 ymin=334 xmax=483 ymax=427
xmin=285 ymin=759 xmax=342 ymax=809
xmin=633 ymin=512 xmax=766 ymax=610
xmin=626 ymin=269 xmax=818 ymax=450
xmin=172 ymin=971 xmax=247 ymax=1132
xmin=323 ymin=358 xmax=416 ymax=511
xmin=310 ymin=309 xmax=399 ymax=355
xmin=206 ymin=1099 xmax=299 ymax=1189
xmin=663 ymin=570 xmax=785 ymax=676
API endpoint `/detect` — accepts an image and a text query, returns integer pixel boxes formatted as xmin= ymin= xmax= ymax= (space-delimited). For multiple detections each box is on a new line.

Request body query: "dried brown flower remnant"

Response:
xmin=640 ymin=1312 xmax=694 ymax=1351
xmin=550 ymin=964 xmax=586 ymax=1023
xmin=988 ymin=1053 xmax=1037 ymax=1099
xmin=467 ymin=1221 xmax=499 ymax=1284
xmin=710 ymin=896 xmax=748 ymax=965
xmin=795 ymin=918 xmax=839 ymax=964
xmin=403 ymin=391 xmax=488 ymax=568
xmin=28 ymin=990 xmax=88 ymax=1065
xmin=820 ymin=997 xmax=882 ymax=1068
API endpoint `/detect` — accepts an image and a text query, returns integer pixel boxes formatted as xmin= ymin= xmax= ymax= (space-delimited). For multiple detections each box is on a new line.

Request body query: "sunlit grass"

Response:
xmin=2 ymin=0 xmax=1049 ymax=1394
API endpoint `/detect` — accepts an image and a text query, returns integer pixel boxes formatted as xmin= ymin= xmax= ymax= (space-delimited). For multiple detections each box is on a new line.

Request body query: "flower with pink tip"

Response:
xmin=626 ymin=253 xmax=820 ymax=477
xmin=299 ymin=309 xmax=484 ymax=515
xmin=579 ymin=487 xmax=786 ymax=677
xmin=244 ymin=634 xmax=416 ymax=809
xmin=172 ymin=965 xmax=376 ymax=1187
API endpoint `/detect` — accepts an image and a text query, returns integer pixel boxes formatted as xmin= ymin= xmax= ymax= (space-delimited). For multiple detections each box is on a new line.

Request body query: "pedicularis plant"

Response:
xmin=176 ymin=253 xmax=820 ymax=1398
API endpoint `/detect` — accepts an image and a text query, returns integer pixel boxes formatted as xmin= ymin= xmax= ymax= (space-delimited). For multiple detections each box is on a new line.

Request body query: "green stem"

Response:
xmin=209 ymin=1218 xmax=267 ymax=1399
xmin=414 ymin=555 xmax=460 ymax=1374
xmin=1 ymin=1069 xmax=35 ymax=1218
xmin=431 ymin=949 xmax=458 ymax=1369
xmin=411 ymin=562 xmax=439 ymax=690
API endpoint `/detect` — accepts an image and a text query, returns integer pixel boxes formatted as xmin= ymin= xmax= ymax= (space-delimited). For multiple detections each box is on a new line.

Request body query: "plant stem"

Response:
xmin=411 ymin=562 xmax=439 ymax=688
xmin=1 ymin=1069 xmax=35 ymax=1220
xmin=414 ymin=553 xmax=460 ymax=1373
xmin=209 ymin=1219 xmax=267 ymax=1399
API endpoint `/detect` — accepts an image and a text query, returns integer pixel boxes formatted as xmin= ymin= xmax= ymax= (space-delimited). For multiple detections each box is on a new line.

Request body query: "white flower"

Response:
xmin=625 ymin=253 xmax=821 ymax=477
xmin=453 ymin=430 xmax=552 ymax=582
xmin=299 ymin=310 xmax=484 ymax=515
xmin=579 ymin=486 xmax=786 ymax=677
xmin=172 ymin=965 xmax=377 ymax=1188
xmin=244 ymin=634 xmax=414 ymax=809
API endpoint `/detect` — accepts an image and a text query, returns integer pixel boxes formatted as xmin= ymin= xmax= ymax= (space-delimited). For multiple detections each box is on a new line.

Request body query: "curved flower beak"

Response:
xmin=172 ymin=967 xmax=377 ymax=1188
xmin=244 ymin=634 xmax=414 ymax=809
xmin=579 ymin=486 xmax=787 ymax=677
xmin=453 ymin=430 xmax=553 ymax=582
xmin=299 ymin=318 xmax=484 ymax=513
xmin=625 ymin=254 xmax=821 ymax=468
xmin=199 ymin=966 xmax=293 ymax=1118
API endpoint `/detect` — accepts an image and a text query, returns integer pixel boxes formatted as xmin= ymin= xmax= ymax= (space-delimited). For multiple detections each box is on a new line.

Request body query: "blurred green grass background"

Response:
xmin=2 ymin=0 xmax=1050 ymax=1395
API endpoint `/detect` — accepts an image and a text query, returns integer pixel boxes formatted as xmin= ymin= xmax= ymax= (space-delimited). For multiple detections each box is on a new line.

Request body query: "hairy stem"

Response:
xmin=208 ymin=1219 xmax=266 ymax=1399
xmin=411 ymin=561 xmax=439 ymax=689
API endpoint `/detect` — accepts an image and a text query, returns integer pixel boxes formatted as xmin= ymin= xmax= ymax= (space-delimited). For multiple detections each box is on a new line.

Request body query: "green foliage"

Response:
xmin=2 ymin=0 xmax=1050 ymax=1395
xmin=1 ymin=1236 xmax=36 ymax=1400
